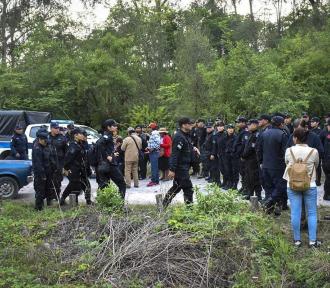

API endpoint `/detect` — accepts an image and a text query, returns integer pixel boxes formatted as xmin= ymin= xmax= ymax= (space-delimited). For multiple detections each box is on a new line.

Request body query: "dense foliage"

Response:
xmin=0 ymin=0 xmax=329 ymax=129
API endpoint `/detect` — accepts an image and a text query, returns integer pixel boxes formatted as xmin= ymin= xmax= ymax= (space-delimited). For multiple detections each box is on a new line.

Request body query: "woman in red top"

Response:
xmin=159 ymin=128 xmax=172 ymax=181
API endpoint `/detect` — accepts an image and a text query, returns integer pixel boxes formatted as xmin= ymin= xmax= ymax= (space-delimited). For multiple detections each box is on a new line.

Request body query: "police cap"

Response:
xmin=215 ymin=121 xmax=225 ymax=127
xmin=272 ymin=116 xmax=284 ymax=126
xmin=50 ymin=122 xmax=59 ymax=129
xmin=72 ymin=127 xmax=84 ymax=135
xmin=226 ymin=124 xmax=235 ymax=129
xmin=15 ymin=124 xmax=24 ymax=130
xmin=235 ymin=116 xmax=247 ymax=123
xmin=67 ymin=123 xmax=74 ymax=130
xmin=258 ymin=114 xmax=271 ymax=122
xmin=248 ymin=119 xmax=259 ymax=125
xmin=36 ymin=129 xmax=48 ymax=139
xmin=311 ymin=117 xmax=320 ymax=123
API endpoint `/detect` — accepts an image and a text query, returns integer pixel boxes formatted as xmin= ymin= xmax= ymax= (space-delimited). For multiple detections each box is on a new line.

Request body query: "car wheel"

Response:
xmin=0 ymin=177 xmax=19 ymax=199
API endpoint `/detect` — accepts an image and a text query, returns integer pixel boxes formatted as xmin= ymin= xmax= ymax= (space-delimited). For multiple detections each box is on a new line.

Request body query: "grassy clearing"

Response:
xmin=0 ymin=187 xmax=329 ymax=287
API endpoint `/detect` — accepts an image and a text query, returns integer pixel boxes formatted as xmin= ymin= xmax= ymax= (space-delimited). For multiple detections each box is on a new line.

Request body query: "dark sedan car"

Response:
xmin=0 ymin=160 xmax=33 ymax=199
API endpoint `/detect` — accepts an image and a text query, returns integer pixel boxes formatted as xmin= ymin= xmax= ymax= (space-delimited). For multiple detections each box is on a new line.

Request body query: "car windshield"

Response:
xmin=81 ymin=126 xmax=100 ymax=138
xmin=29 ymin=126 xmax=42 ymax=138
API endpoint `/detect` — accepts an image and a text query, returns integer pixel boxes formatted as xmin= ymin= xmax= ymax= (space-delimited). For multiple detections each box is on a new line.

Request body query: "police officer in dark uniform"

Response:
xmin=135 ymin=125 xmax=148 ymax=180
xmin=310 ymin=117 xmax=323 ymax=186
xmin=195 ymin=119 xmax=207 ymax=178
xmin=48 ymin=122 xmax=67 ymax=201
xmin=190 ymin=122 xmax=200 ymax=176
xmin=163 ymin=117 xmax=199 ymax=208
xmin=95 ymin=119 xmax=126 ymax=198
xmin=223 ymin=124 xmax=239 ymax=190
xmin=65 ymin=123 xmax=75 ymax=144
xmin=256 ymin=114 xmax=272 ymax=198
xmin=242 ymin=119 xmax=262 ymax=200
xmin=81 ymin=129 xmax=92 ymax=204
xmin=233 ymin=117 xmax=249 ymax=194
xmin=211 ymin=122 xmax=226 ymax=186
xmin=284 ymin=113 xmax=294 ymax=135
xmin=311 ymin=117 xmax=322 ymax=135
xmin=32 ymin=129 xmax=52 ymax=211
xmin=201 ymin=123 xmax=214 ymax=181
xmin=322 ymin=119 xmax=330 ymax=201
xmin=257 ymin=116 xmax=288 ymax=215
xmin=10 ymin=124 xmax=28 ymax=160
xmin=60 ymin=128 xmax=92 ymax=205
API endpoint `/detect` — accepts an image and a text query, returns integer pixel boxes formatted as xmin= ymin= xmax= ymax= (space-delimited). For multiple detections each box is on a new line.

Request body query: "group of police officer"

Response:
xmin=27 ymin=123 xmax=91 ymax=210
xmin=10 ymin=112 xmax=330 ymax=212
xmin=186 ymin=112 xmax=330 ymax=214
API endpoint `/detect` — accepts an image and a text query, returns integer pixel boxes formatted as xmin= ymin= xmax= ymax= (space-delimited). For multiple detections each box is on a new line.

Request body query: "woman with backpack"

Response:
xmin=283 ymin=127 xmax=320 ymax=248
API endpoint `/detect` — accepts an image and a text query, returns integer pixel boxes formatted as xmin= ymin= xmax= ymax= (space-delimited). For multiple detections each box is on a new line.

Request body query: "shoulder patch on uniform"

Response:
xmin=103 ymin=135 xmax=108 ymax=139
xmin=177 ymin=141 xmax=183 ymax=150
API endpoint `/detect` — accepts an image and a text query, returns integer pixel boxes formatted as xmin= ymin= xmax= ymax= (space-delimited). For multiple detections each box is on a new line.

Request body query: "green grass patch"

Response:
xmin=0 ymin=187 xmax=329 ymax=287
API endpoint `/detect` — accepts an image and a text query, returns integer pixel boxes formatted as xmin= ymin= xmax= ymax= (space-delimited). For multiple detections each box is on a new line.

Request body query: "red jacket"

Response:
xmin=160 ymin=135 xmax=172 ymax=158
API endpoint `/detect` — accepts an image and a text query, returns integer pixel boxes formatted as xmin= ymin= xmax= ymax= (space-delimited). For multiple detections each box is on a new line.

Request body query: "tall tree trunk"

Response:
xmin=232 ymin=0 xmax=237 ymax=15
xmin=249 ymin=0 xmax=254 ymax=22
xmin=275 ymin=0 xmax=283 ymax=38
xmin=1 ymin=0 xmax=7 ymax=66
xmin=249 ymin=0 xmax=258 ymax=50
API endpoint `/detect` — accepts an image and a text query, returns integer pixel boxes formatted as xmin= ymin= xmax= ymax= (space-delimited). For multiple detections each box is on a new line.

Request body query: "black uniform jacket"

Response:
xmin=169 ymin=129 xmax=194 ymax=172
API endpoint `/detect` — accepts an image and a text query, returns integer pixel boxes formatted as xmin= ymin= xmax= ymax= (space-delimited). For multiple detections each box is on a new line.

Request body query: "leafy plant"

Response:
xmin=96 ymin=182 xmax=124 ymax=214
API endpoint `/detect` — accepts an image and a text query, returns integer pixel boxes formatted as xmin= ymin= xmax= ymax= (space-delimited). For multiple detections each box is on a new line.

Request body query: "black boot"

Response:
xmin=59 ymin=197 xmax=66 ymax=206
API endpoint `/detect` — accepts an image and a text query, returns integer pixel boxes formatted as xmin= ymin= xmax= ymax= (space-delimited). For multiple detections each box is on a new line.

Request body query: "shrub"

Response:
xmin=96 ymin=183 xmax=124 ymax=214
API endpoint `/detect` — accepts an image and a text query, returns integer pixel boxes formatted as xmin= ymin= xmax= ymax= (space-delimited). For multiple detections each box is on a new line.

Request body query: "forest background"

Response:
xmin=0 ymin=0 xmax=329 ymax=129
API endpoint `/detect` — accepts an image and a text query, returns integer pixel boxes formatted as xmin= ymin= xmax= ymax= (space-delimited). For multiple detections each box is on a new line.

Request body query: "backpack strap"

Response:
xmin=130 ymin=135 xmax=140 ymax=151
xmin=289 ymin=148 xmax=297 ymax=163
xmin=304 ymin=148 xmax=315 ymax=163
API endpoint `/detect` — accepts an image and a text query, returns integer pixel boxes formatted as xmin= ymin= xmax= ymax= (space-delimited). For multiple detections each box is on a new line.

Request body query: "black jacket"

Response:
xmin=286 ymin=131 xmax=324 ymax=159
xmin=233 ymin=128 xmax=249 ymax=158
xmin=10 ymin=133 xmax=28 ymax=159
xmin=96 ymin=132 xmax=118 ymax=166
xmin=48 ymin=133 xmax=67 ymax=167
xmin=224 ymin=134 xmax=237 ymax=156
xmin=322 ymin=130 xmax=330 ymax=170
xmin=138 ymin=133 xmax=148 ymax=150
xmin=203 ymin=131 xmax=214 ymax=154
xmin=311 ymin=127 xmax=322 ymax=136
xmin=64 ymin=141 xmax=91 ymax=178
xmin=32 ymin=141 xmax=52 ymax=178
xmin=212 ymin=131 xmax=226 ymax=157
xmin=169 ymin=129 xmax=194 ymax=172
xmin=242 ymin=130 xmax=259 ymax=161
xmin=195 ymin=127 xmax=207 ymax=149
xmin=257 ymin=126 xmax=288 ymax=170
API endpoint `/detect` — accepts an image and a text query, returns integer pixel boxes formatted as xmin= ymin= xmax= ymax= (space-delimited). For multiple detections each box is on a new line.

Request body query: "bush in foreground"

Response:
xmin=0 ymin=185 xmax=329 ymax=287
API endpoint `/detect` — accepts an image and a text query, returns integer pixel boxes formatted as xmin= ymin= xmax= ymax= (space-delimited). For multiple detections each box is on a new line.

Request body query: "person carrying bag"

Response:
xmin=283 ymin=128 xmax=320 ymax=248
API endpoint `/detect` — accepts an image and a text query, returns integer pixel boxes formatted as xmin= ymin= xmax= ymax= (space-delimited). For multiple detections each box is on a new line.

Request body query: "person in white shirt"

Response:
xmin=283 ymin=127 xmax=320 ymax=248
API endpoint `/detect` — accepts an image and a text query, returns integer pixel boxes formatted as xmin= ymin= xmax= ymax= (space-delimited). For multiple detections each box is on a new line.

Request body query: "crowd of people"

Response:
xmin=9 ymin=111 xmax=330 ymax=247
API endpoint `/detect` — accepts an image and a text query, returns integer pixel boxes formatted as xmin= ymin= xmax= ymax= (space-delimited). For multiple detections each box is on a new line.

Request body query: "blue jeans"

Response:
xmin=287 ymin=187 xmax=318 ymax=241
xmin=149 ymin=151 xmax=159 ymax=183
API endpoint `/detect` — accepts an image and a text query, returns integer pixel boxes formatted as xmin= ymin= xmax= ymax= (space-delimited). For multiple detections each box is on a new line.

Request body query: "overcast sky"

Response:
xmin=69 ymin=0 xmax=294 ymax=30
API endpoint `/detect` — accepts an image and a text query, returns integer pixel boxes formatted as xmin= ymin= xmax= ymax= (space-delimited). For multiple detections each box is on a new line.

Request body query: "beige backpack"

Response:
xmin=288 ymin=148 xmax=315 ymax=192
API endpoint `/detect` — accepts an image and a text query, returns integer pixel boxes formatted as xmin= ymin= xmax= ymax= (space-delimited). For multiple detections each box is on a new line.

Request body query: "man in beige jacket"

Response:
xmin=121 ymin=127 xmax=142 ymax=188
